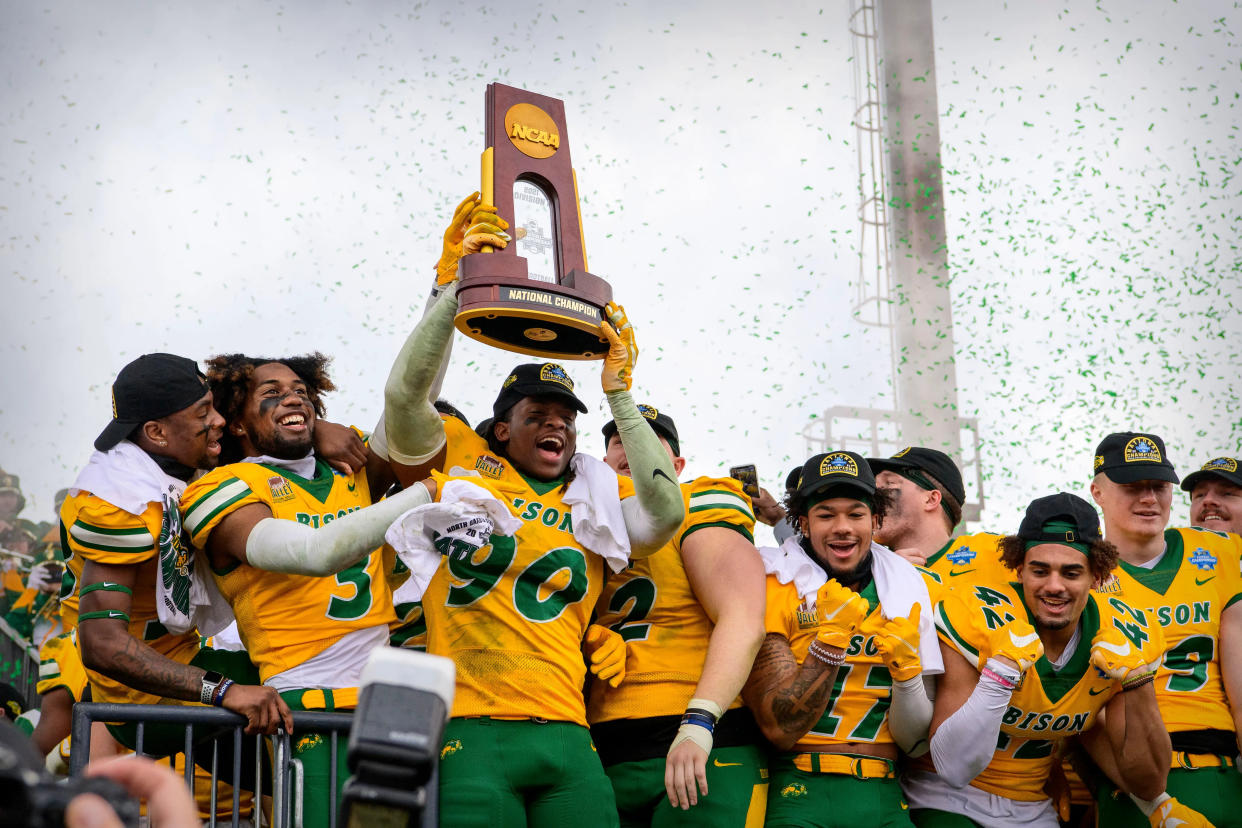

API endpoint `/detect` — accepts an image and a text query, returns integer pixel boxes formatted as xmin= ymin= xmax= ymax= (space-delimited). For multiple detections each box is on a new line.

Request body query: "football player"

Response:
xmin=591 ymin=404 xmax=768 ymax=824
xmin=1089 ymin=432 xmax=1242 ymax=826
xmin=743 ymin=451 xmax=939 ymax=828
xmin=1183 ymin=455 xmax=1242 ymax=535
xmin=378 ymin=193 xmax=684 ymax=826
xmin=906 ymin=492 xmax=1207 ymax=827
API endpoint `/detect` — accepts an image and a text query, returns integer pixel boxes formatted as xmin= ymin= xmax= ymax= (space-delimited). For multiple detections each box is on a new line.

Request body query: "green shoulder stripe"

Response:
xmin=936 ymin=602 xmax=980 ymax=662
xmin=183 ymin=478 xmax=253 ymax=538
xmin=688 ymin=488 xmax=754 ymax=517
xmin=680 ymin=520 xmax=755 ymax=546
xmin=69 ymin=520 xmax=155 ymax=554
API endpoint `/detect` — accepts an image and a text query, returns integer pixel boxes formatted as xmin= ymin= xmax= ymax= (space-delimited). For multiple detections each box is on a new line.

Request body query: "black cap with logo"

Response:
xmin=1017 ymin=492 xmax=1103 ymax=546
xmin=602 ymin=404 xmax=680 ymax=456
xmin=1180 ymin=456 xmax=1242 ymax=493
xmin=95 ymin=353 xmax=209 ymax=452
xmin=867 ymin=447 xmax=966 ymax=505
xmin=795 ymin=451 xmax=876 ymax=501
xmin=1092 ymin=432 xmax=1179 ymax=485
xmin=492 ymin=363 xmax=587 ymax=421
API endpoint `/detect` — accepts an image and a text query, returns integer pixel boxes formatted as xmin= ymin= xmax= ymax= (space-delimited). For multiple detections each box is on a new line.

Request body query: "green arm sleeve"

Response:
xmin=607 ymin=389 xmax=685 ymax=557
xmin=383 ymin=286 xmax=458 ymax=465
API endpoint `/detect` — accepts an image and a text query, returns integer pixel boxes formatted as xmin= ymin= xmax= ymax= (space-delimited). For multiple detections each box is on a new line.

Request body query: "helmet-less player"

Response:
xmin=591 ymin=404 xmax=768 ymax=825
xmin=1183 ymin=455 xmax=1242 ymax=535
xmin=744 ymin=451 xmax=939 ymax=827
xmin=906 ymin=492 xmax=1206 ymax=827
xmin=1088 ymin=432 xmax=1242 ymax=826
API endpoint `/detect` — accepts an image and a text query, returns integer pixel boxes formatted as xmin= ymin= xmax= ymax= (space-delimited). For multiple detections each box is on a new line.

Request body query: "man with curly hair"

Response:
xmin=905 ymin=492 xmax=1207 ymax=828
xmin=744 ymin=451 xmax=940 ymax=827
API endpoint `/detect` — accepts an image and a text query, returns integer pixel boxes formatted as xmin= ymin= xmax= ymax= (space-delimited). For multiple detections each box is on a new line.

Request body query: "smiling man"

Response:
xmin=743 ymin=451 xmax=939 ymax=828
xmin=66 ymin=353 xmax=290 ymax=758
xmin=1088 ymin=432 xmax=1242 ymax=826
xmin=905 ymin=492 xmax=1197 ymax=828
xmin=1182 ymin=456 xmax=1242 ymax=536
xmin=179 ymin=352 xmax=440 ymax=828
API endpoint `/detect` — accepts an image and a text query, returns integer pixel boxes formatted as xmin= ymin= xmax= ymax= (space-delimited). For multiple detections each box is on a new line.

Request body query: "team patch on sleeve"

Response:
xmin=182 ymin=477 xmax=253 ymax=544
xmin=68 ymin=519 xmax=155 ymax=556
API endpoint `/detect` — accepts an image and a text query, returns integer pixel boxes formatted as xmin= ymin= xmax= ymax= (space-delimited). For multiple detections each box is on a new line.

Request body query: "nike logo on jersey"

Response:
xmin=1088 ymin=687 xmax=1108 ymax=696
xmin=949 ymin=569 xmax=976 ymax=577
xmin=347 ymin=481 xmax=357 ymax=492
xmin=1195 ymin=576 xmax=1216 ymax=586
xmin=712 ymin=759 xmax=743 ymax=767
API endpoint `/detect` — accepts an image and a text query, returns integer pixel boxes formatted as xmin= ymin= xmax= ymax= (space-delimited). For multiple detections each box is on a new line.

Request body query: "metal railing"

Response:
xmin=70 ymin=703 xmax=354 ymax=828
xmin=0 ymin=615 xmax=40 ymax=708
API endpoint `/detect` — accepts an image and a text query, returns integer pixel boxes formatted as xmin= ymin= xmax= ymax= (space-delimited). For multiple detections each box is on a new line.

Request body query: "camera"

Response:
xmin=340 ymin=648 xmax=455 ymax=828
xmin=0 ymin=720 xmax=139 ymax=828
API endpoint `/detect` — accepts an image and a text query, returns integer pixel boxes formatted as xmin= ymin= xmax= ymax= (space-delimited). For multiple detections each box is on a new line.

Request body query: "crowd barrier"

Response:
xmin=0 ymin=615 xmax=40 ymax=707
xmin=69 ymin=702 xmax=438 ymax=828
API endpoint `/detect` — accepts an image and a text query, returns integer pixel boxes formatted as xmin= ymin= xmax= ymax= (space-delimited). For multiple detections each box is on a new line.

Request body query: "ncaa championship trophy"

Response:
xmin=456 ymin=83 xmax=613 ymax=360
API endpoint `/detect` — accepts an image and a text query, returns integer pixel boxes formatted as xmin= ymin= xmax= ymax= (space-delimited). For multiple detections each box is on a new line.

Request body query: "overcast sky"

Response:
xmin=2 ymin=1 xmax=1238 ymax=540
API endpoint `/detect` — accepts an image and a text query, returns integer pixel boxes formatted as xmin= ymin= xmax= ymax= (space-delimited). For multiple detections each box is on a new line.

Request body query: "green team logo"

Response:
xmin=780 ymin=782 xmax=808 ymax=799
xmin=158 ymin=493 xmax=192 ymax=617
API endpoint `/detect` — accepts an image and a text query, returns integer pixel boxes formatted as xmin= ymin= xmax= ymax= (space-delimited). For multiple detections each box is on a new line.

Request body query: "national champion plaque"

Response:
xmin=456 ymin=84 xmax=612 ymax=360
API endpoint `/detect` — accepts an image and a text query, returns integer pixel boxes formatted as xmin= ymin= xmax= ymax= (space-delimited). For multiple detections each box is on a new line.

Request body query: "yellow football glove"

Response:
xmin=433 ymin=192 xmax=512 ymax=286
xmin=874 ymin=603 xmax=923 ymax=681
xmin=584 ymin=624 xmax=626 ymax=688
xmin=815 ymin=579 xmax=871 ymax=650
xmin=1148 ymin=794 xmax=1215 ymax=828
xmin=983 ymin=617 xmax=1044 ymax=673
xmin=599 ymin=302 xmax=638 ymax=392
xmin=1090 ymin=621 xmax=1161 ymax=688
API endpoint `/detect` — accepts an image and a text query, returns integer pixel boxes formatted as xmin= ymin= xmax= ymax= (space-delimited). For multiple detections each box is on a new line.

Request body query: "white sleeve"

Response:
xmin=888 ymin=675 xmax=935 ymax=757
xmin=928 ymin=664 xmax=1014 ymax=788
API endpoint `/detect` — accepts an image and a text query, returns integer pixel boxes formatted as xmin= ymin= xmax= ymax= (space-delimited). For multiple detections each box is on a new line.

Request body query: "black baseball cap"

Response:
xmin=784 ymin=465 xmax=802 ymax=494
xmin=602 ymin=404 xmax=680 ymax=456
xmin=1092 ymin=432 xmax=1179 ymax=485
xmin=867 ymin=446 xmax=966 ymax=505
xmin=492 ymin=362 xmax=587 ymax=421
xmin=1017 ymin=492 xmax=1103 ymax=547
xmin=795 ymin=451 xmax=876 ymax=501
xmin=1181 ymin=456 xmax=1242 ymax=493
xmin=95 ymin=353 xmax=210 ymax=452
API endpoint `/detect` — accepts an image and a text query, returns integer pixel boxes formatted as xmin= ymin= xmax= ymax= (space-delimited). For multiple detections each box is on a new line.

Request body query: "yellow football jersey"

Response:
xmin=921 ymin=532 xmax=1010 ymax=588
xmin=59 ymin=491 xmax=200 ymax=705
xmin=1094 ymin=527 xmax=1242 ymax=735
xmin=36 ymin=629 xmax=88 ymax=702
xmin=422 ymin=415 xmax=634 ymax=724
xmin=181 ymin=459 xmax=395 ymax=683
xmin=763 ymin=576 xmax=898 ymax=750
xmin=589 ymin=476 xmax=756 ymax=723
xmin=935 ymin=581 xmax=1154 ymax=801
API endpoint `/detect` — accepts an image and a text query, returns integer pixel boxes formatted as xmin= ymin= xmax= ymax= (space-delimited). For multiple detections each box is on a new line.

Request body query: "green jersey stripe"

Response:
xmin=70 ymin=522 xmax=154 ymax=549
xmin=183 ymin=479 xmax=252 ymax=536
xmin=71 ymin=536 xmax=156 ymax=555
xmin=70 ymin=520 xmax=152 ymax=537
xmin=680 ymin=519 xmax=755 ymax=546
xmin=689 ymin=490 xmax=753 ymax=514
xmin=936 ymin=603 xmax=980 ymax=662
xmin=39 ymin=662 xmax=61 ymax=679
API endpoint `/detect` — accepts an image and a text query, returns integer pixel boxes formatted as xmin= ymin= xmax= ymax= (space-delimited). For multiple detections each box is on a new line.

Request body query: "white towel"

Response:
xmin=70 ymin=440 xmax=183 ymax=516
xmin=240 ymin=452 xmax=317 ymax=479
xmin=758 ymin=538 xmax=942 ymax=675
xmin=385 ymin=478 xmax=523 ymax=604
xmin=561 ymin=453 xmax=630 ymax=573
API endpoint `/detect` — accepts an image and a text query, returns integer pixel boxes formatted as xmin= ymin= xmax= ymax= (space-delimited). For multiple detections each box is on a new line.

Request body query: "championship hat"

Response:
xmin=602 ymin=404 xmax=680 ymax=456
xmin=795 ymin=451 xmax=876 ymax=502
xmin=1092 ymin=432 xmax=1178 ymax=485
xmin=492 ymin=363 xmax=587 ymax=420
xmin=1180 ymin=456 xmax=1242 ymax=493
xmin=1017 ymin=493 xmax=1103 ymax=549
xmin=0 ymin=473 xmax=20 ymax=496
xmin=95 ymin=353 xmax=209 ymax=452
xmin=867 ymin=447 xmax=966 ymax=505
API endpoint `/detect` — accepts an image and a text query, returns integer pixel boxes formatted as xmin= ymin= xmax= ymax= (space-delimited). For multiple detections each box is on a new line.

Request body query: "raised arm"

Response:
xmin=600 ymin=304 xmax=683 ymax=556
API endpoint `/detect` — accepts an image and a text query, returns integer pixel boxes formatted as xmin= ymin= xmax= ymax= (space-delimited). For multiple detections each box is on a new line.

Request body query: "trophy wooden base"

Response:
xmin=455 ymin=254 xmax=612 ymax=360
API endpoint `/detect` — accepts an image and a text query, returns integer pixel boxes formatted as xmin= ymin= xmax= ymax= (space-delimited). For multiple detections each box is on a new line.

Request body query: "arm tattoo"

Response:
xmin=90 ymin=625 xmax=204 ymax=702
xmin=746 ymin=633 xmax=841 ymax=743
